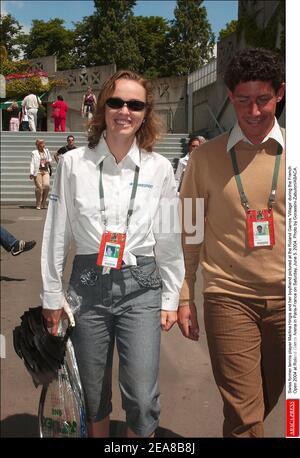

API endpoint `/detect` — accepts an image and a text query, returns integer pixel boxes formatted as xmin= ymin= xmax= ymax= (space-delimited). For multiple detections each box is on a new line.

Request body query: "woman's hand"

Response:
xmin=161 ymin=310 xmax=177 ymax=332
xmin=29 ymin=174 xmax=34 ymax=180
xmin=42 ymin=308 xmax=64 ymax=336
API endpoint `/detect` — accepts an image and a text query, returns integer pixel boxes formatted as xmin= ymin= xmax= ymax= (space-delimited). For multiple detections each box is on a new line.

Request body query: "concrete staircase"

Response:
xmin=0 ymin=131 xmax=189 ymax=204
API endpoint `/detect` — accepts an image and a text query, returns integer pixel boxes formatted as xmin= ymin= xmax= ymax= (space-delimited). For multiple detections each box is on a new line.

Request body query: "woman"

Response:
xmin=81 ymin=86 xmax=97 ymax=120
xmin=51 ymin=95 xmax=68 ymax=132
xmin=29 ymin=139 xmax=52 ymax=209
xmin=41 ymin=70 xmax=184 ymax=437
xmin=7 ymin=101 xmax=21 ymax=131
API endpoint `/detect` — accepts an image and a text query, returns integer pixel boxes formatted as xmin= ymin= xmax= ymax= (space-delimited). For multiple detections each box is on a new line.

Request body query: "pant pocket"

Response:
xmin=68 ymin=263 xmax=103 ymax=309
xmin=130 ymin=264 xmax=162 ymax=290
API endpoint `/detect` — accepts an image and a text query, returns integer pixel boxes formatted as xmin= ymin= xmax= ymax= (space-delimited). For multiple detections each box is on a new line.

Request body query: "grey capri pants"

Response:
xmin=68 ymin=254 xmax=162 ymax=437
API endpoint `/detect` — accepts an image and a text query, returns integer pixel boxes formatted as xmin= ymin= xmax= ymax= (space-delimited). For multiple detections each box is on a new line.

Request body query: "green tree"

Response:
xmin=0 ymin=14 xmax=24 ymax=60
xmin=22 ymin=19 xmax=77 ymax=70
xmin=73 ymin=0 xmax=143 ymax=71
xmin=166 ymin=0 xmax=215 ymax=76
xmin=218 ymin=20 xmax=238 ymax=41
xmin=131 ymin=16 xmax=171 ymax=78
xmin=237 ymin=0 xmax=285 ymax=56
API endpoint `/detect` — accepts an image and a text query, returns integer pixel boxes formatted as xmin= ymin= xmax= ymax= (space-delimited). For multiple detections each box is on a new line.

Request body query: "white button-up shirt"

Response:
xmin=174 ymin=153 xmax=190 ymax=190
xmin=41 ymin=136 xmax=184 ymax=311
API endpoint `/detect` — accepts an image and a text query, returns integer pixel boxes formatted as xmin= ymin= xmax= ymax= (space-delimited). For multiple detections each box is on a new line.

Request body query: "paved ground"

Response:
xmin=0 ymin=205 xmax=285 ymax=438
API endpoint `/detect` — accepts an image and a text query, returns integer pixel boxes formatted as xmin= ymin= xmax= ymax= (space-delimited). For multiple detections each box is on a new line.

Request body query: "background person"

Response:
xmin=81 ymin=86 xmax=97 ymax=120
xmin=29 ymin=139 xmax=52 ymax=210
xmin=7 ymin=101 xmax=21 ymax=132
xmin=0 ymin=226 xmax=36 ymax=256
xmin=174 ymin=136 xmax=205 ymax=191
xmin=51 ymin=95 xmax=68 ymax=132
xmin=178 ymin=48 xmax=285 ymax=438
xmin=22 ymin=92 xmax=41 ymax=132
xmin=54 ymin=135 xmax=77 ymax=163
xmin=41 ymin=70 xmax=184 ymax=438
xmin=20 ymin=107 xmax=30 ymax=131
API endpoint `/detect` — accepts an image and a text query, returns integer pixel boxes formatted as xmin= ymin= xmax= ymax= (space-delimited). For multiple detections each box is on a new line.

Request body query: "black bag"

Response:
xmin=48 ymin=164 xmax=52 ymax=176
xmin=20 ymin=121 xmax=30 ymax=131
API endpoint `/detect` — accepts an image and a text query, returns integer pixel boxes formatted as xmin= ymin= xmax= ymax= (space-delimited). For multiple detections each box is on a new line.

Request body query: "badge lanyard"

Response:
xmin=99 ymin=159 xmax=140 ymax=232
xmin=96 ymin=156 xmax=140 ymax=269
xmin=230 ymin=143 xmax=282 ymax=247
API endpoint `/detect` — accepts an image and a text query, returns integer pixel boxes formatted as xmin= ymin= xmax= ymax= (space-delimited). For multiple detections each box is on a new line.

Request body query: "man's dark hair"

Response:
xmin=67 ymin=135 xmax=74 ymax=141
xmin=188 ymin=137 xmax=200 ymax=147
xmin=57 ymin=95 xmax=64 ymax=101
xmin=224 ymin=48 xmax=285 ymax=92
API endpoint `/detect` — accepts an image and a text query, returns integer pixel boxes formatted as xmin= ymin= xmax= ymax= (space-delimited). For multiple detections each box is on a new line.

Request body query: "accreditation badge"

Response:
xmin=247 ymin=209 xmax=275 ymax=248
xmin=97 ymin=232 xmax=126 ymax=269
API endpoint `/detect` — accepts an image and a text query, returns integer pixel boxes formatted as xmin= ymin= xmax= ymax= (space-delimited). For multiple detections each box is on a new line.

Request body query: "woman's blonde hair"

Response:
xmin=88 ymin=70 xmax=163 ymax=152
xmin=35 ymin=139 xmax=45 ymax=149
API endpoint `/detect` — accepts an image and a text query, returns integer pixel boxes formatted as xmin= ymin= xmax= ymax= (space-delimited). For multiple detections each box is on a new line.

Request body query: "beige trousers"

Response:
xmin=34 ymin=171 xmax=50 ymax=208
xmin=203 ymin=293 xmax=285 ymax=437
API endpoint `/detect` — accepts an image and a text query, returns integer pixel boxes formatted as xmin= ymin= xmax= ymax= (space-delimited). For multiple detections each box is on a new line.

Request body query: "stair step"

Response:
xmin=1 ymin=131 xmax=187 ymax=203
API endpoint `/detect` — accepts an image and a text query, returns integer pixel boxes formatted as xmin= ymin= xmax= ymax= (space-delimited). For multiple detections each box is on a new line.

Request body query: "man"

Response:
xmin=0 ymin=226 xmax=36 ymax=256
xmin=174 ymin=136 xmax=205 ymax=191
xmin=22 ymin=93 xmax=41 ymax=132
xmin=54 ymin=135 xmax=77 ymax=163
xmin=178 ymin=48 xmax=285 ymax=437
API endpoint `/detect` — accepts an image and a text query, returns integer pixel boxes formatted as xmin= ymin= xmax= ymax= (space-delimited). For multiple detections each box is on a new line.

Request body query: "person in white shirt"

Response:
xmin=29 ymin=139 xmax=52 ymax=209
xmin=41 ymin=70 xmax=184 ymax=438
xmin=174 ymin=136 xmax=206 ymax=191
xmin=22 ymin=93 xmax=41 ymax=132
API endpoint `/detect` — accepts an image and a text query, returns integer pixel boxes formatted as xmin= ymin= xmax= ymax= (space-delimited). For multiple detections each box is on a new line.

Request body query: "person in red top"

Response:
xmin=51 ymin=95 xmax=68 ymax=132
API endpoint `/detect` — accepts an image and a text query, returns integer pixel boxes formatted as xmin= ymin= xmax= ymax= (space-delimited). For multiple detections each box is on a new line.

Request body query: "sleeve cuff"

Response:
xmin=161 ymin=292 xmax=180 ymax=311
xmin=41 ymin=291 xmax=65 ymax=310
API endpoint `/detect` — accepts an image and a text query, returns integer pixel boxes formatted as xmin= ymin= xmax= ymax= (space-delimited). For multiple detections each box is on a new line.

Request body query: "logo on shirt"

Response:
xmin=130 ymin=182 xmax=153 ymax=188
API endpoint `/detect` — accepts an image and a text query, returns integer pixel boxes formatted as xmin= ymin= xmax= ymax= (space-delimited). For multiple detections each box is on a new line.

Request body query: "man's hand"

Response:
xmin=177 ymin=303 xmax=199 ymax=341
xmin=161 ymin=310 xmax=177 ymax=332
xmin=42 ymin=308 xmax=64 ymax=336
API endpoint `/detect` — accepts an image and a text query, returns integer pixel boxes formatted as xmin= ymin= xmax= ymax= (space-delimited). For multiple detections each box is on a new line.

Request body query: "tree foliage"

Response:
xmin=131 ymin=16 xmax=171 ymax=78
xmin=73 ymin=0 xmax=143 ymax=71
xmin=218 ymin=20 xmax=238 ymax=41
xmin=237 ymin=0 xmax=285 ymax=56
xmin=166 ymin=0 xmax=215 ymax=76
xmin=5 ymin=75 xmax=67 ymax=98
xmin=22 ymin=18 xmax=77 ymax=70
xmin=0 ymin=14 xmax=24 ymax=60
xmin=1 ymin=0 xmax=219 ymax=79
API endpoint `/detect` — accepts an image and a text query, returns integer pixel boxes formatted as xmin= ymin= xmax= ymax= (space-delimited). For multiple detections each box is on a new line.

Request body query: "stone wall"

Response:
xmin=151 ymin=76 xmax=187 ymax=133
xmin=48 ymin=63 xmax=116 ymax=132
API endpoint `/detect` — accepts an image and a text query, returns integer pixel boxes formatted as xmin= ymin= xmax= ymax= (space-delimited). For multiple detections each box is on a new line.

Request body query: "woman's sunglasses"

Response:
xmin=106 ymin=97 xmax=146 ymax=112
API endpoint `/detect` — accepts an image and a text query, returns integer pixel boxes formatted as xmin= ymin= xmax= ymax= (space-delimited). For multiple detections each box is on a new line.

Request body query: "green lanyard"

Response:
xmin=99 ymin=159 xmax=140 ymax=232
xmin=229 ymin=143 xmax=282 ymax=211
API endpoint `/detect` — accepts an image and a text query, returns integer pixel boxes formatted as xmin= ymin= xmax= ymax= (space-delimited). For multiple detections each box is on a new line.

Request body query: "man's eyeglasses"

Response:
xmin=106 ymin=97 xmax=146 ymax=112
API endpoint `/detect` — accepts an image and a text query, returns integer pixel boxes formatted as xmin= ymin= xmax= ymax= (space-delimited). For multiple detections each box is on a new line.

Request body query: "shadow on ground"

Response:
xmin=0 ymin=415 xmax=181 ymax=438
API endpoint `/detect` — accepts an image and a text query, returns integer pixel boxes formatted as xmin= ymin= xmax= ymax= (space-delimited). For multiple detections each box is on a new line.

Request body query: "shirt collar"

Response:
xmin=226 ymin=119 xmax=285 ymax=152
xmin=92 ymin=133 xmax=141 ymax=167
